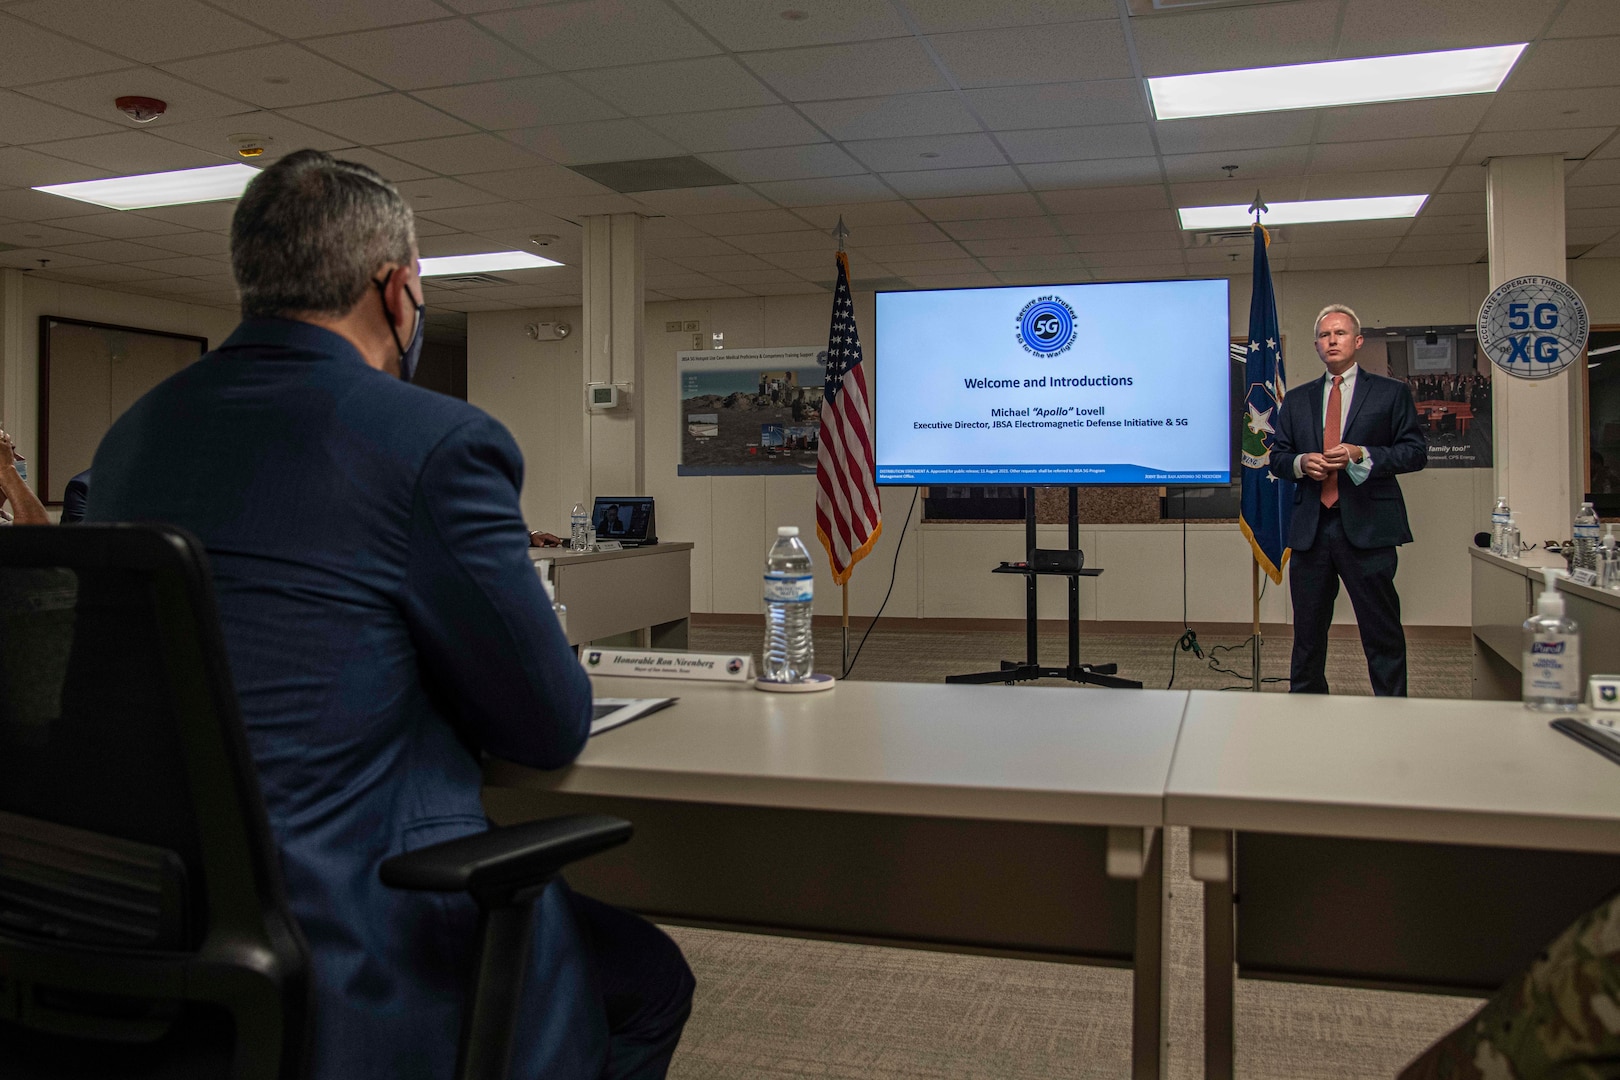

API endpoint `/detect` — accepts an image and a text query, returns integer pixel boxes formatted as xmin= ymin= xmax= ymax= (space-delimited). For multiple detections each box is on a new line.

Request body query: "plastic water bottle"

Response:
xmin=1602 ymin=526 xmax=1620 ymax=590
xmin=1490 ymin=496 xmax=1510 ymax=555
xmin=762 ymin=526 xmax=814 ymax=682
xmin=1502 ymin=516 xmax=1521 ymax=561
xmin=1573 ymin=501 xmax=1601 ymax=574
xmin=570 ymin=501 xmax=588 ymax=551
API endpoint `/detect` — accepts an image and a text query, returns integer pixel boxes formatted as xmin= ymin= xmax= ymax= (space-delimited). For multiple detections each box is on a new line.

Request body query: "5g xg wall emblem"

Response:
xmin=1478 ymin=275 xmax=1589 ymax=380
xmin=1015 ymin=295 xmax=1077 ymax=357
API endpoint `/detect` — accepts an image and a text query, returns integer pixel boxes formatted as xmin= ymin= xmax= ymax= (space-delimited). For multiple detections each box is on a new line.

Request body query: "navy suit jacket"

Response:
xmin=88 ymin=319 xmax=599 ymax=1080
xmin=61 ymin=469 xmax=90 ymax=523
xmin=1269 ymin=369 xmax=1426 ymax=551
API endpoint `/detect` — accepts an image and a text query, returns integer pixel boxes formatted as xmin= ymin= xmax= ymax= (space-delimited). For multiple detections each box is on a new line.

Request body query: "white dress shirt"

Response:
xmin=1293 ymin=363 xmax=1373 ymax=483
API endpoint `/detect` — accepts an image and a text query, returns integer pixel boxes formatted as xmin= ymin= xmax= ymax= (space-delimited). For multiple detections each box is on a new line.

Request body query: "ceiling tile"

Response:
xmin=742 ymin=40 xmax=947 ymax=102
xmin=1298 ymin=168 xmax=1447 ymax=198
xmin=685 ymin=210 xmax=817 ymax=236
xmin=1132 ymin=1 xmax=1340 ymax=78
xmin=42 ymin=212 xmax=193 ymax=238
xmin=281 ymin=94 xmax=476 ymax=144
xmin=646 ymin=234 xmax=744 ymax=257
xmin=378 ymin=133 xmax=548 ymax=175
xmin=997 ymin=123 xmax=1156 ymax=165
xmin=1169 ymin=178 xmax=1306 ymax=206
xmin=415 ymin=201 xmax=571 ymax=232
xmin=846 ymin=222 xmax=951 ymax=245
xmin=21 ymin=69 xmax=256 ymax=130
xmin=139 ymin=231 xmax=230 ymax=256
xmin=880 ymin=257 xmax=984 ymax=275
xmin=573 ymin=57 xmax=780 ymax=116
xmin=477 ymin=0 xmax=719 ymax=71
xmin=1285 ymin=254 xmax=1388 ymax=271
xmin=1481 ymin=89 xmax=1620 ymax=133
xmin=1153 ymin=112 xmax=1317 ymax=156
xmin=927 ymin=21 xmax=1132 ymax=88
xmin=1313 ymin=96 xmax=1495 ymax=143
xmin=1547 ymin=0 xmax=1616 ymax=38
xmin=11 ymin=0 xmax=273 ymax=63
xmin=47 ymin=237 xmax=179 ymax=262
xmin=979 ymin=252 xmax=1088 ymax=272
xmin=416 ymin=231 xmax=506 ymax=257
xmin=725 ymin=230 xmax=831 ymax=254
xmin=1055 ymin=209 xmax=1180 ymax=234
xmin=798 ymin=92 xmax=978 ymax=142
xmin=790 ymin=200 xmax=924 ymax=226
xmin=844 ymin=133 xmax=1006 ymax=173
xmin=639 ymin=106 xmax=823 ymax=153
xmin=965 ymin=80 xmax=1148 ymax=131
xmin=1161 ymin=146 xmax=1309 ymax=183
xmin=1568 ymin=185 xmax=1620 ymax=209
xmin=1509 ymin=37 xmax=1620 ymax=92
xmin=938 ymin=216 xmax=1057 ymax=241
xmin=1570 ymin=160 xmax=1620 ymax=187
xmin=308 ymin=20 xmax=546 ymax=91
xmin=1310 ymin=135 xmax=1469 ymax=173
xmin=128 ymin=253 xmax=229 ymax=275
xmin=1336 ymin=0 xmax=1559 ymax=58
xmin=1438 ymin=166 xmax=1487 ymax=193
xmin=856 ymin=241 xmax=967 ymax=262
xmin=327 ymin=146 xmax=436 ymax=182
xmin=205 ymin=0 xmax=450 ymax=38
xmin=0 ymin=89 xmax=125 ymax=144
xmin=462 ymin=165 xmax=617 ymax=200
xmin=160 ymin=43 xmax=387 ymax=109
xmin=0 ymin=188 xmax=117 ymax=220
xmin=1069 ymin=231 xmax=1183 ymax=253
xmin=0 ymin=13 xmax=130 ymax=87
xmin=632 ymin=185 xmax=777 ymax=215
xmin=669 ymin=252 xmax=772 ymax=272
xmin=117 ymin=202 xmax=235 ymax=230
xmin=0 ymin=221 xmax=102 ymax=246
xmin=903 ymin=0 xmax=1116 ymax=34
xmin=880 ymin=165 xmax=1025 ymax=198
xmin=1022 ymin=156 xmax=1163 ymax=189
xmin=1282 ymin=236 xmax=1401 ymax=257
xmin=1397 ymin=232 xmax=1489 ymax=252
xmin=1404 ymin=212 xmax=1483 ymax=235
xmin=1569 ymin=206 xmax=1620 ymax=229
xmin=1037 ymin=185 xmax=1169 ymax=213
xmin=151 ymin=110 xmax=353 ymax=160
xmin=1464 ymin=128 xmax=1613 ymax=161
xmin=905 ymin=270 xmax=1001 ymax=287
xmin=52 ymin=262 xmax=176 ymax=283
xmin=1383 ymin=250 xmax=1480 ymax=267
xmin=668 ymin=0 xmax=909 ymax=50
xmin=0 ymin=248 xmax=101 ymax=269
xmin=699 ymin=144 xmax=865 ymax=183
xmin=42 ymin=130 xmax=233 ymax=172
xmin=414 ymin=76 xmax=620 ymax=131
xmin=396 ymin=176 xmax=507 ymax=211
xmin=960 ymin=235 xmax=1071 ymax=257
xmin=912 ymin=192 xmax=1046 ymax=220
xmin=527 ymin=193 xmax=661 ymax=216
xmin=504 ymin=118 xmax=685 ymax=165
xmin=0 ymin=147 xmax=112 ymax=188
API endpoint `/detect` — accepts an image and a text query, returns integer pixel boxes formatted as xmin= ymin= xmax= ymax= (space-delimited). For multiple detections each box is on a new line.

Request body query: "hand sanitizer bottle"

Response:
xmin=1523 ymin=569 xmax=1580 ymax=712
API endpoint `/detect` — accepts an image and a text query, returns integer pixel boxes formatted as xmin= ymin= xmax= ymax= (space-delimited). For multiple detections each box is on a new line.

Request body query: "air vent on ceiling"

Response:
xmin=436 ymin=273 xmax=513 ymax=287
xmin=1195 ymin=227 xmax=1284 ymax=246
xmin=569 ymin=156 xmax=736 ymax=194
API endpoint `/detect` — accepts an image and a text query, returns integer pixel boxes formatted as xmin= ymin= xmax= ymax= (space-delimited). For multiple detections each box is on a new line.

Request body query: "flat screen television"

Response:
xmin=874 ymin=279 xmax=1231 ymax=486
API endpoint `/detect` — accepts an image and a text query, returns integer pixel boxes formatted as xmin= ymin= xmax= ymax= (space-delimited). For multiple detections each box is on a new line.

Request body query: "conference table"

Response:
xmin=485 ymin=676 xmax=1187 ymax=1080
xmin=483 ymin=676 xmax=1620 ymax=1080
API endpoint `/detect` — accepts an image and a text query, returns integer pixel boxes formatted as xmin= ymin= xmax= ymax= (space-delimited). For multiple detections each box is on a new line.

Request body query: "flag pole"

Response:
xmin=1249 ymin=193 xmax=1268 ymax=694
xmin=834 ymin=215 xmax=851 ymax=677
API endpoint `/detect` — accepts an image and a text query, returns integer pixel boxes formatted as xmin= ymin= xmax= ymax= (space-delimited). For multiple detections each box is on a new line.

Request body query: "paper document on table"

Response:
xmin=591 ymin=697 xmax=676 ymax=737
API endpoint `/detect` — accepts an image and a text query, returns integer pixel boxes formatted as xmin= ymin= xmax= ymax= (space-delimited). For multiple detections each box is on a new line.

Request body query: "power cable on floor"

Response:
xmin=842 ymin=487 xmax=920 ymax=680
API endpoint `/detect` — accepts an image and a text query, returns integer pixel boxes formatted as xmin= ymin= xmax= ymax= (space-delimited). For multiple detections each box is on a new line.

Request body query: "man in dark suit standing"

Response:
xmin=88 ymin=150 xmax=692 ymax=1080
xmin=1270 ymin=304 xmax=1427 ymax=696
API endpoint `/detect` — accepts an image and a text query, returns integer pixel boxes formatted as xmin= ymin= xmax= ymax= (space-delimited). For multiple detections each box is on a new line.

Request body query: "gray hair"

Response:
xmin=231 ymin=149 xmax=415 ymax=320
xmin=1314 ymin=303 xmax=1361 ymax=338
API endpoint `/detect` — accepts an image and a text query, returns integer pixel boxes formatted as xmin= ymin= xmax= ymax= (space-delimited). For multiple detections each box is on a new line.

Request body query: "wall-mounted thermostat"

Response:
xmin=588 ymin=382 xmax=619 ymax=410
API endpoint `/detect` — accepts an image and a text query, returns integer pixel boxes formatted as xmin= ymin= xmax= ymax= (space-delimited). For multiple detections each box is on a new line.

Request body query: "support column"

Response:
xmin=579 ymin=213 xmax=645 ymax=500
xmin=1487 ymin=154 xmax=1578 ymax=542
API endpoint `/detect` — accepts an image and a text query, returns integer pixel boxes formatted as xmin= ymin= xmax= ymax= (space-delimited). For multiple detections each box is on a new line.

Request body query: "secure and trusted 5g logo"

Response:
xmin=1478 ymin=275 xmax=1589 ymax=381
xmin=1015 ymin=295 xmax=1077 ymax=357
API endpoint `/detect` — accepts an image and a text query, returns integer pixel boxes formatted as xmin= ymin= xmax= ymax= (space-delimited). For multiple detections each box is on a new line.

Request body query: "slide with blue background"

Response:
xmin=874 ymin=280 xmax=1231 ymax=485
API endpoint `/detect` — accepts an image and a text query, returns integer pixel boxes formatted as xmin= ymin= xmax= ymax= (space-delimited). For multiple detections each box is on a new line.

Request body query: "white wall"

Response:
xmin=0 ymin=269 xmax=239 ymax=486
xmin=466 ymin=258 xmax=1620 ymax=628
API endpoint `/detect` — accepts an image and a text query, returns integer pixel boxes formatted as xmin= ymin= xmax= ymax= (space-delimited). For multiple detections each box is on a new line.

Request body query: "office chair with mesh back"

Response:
xmin=0 ymin=524 xmax=630 ymax=1080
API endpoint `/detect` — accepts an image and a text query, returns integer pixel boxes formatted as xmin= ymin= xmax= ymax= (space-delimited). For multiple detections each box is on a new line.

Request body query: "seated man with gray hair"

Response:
xmin=88 ymin=149 xmax=693 ymax=1080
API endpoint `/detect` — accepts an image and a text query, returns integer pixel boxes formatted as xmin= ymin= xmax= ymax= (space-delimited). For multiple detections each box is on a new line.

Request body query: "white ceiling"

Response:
xmin=0 ymin=0 xmax=1613 ymax=316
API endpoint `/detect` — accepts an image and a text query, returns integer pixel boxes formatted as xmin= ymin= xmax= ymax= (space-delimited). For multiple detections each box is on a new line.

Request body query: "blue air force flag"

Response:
xmin=1239 ymin=224 xmax=1295 ymax=584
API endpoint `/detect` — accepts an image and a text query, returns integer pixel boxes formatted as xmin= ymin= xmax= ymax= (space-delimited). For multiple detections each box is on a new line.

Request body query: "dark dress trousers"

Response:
xmin=88 ymin=318 xmax=692 ymax=1080
xmin=1269 ymin=369 xmax=1426 ymax=695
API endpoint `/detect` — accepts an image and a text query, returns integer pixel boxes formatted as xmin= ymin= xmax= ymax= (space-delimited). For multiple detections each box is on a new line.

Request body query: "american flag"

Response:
xmin=815 ymin=251 xmax=881 ymax=586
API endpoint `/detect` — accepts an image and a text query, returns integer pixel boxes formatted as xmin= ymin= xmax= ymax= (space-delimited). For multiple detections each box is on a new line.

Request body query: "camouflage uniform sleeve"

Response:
xmin=1399 ymin=891 xmax=1620 ymax=1080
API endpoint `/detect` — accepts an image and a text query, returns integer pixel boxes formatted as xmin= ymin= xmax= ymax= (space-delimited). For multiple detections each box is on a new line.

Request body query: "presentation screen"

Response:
xmin=874 ymin=279 xmax=1231 ymax=486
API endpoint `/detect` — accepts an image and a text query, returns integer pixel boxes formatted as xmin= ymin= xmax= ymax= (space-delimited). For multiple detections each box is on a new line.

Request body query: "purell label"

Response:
xmin=763 ymin=572 xmax=813 ymax=603
xmin=1524 ymin=634 xmax=1580 ymax=699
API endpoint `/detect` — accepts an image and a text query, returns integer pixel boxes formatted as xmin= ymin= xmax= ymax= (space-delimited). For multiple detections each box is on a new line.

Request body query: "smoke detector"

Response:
xmin=529 ymin=234 xmax=559 ymax=247
xmin=228 ymin=133 xmax=274 ymax=159
xmin=115 ymin=96 xmax=167 ymax=123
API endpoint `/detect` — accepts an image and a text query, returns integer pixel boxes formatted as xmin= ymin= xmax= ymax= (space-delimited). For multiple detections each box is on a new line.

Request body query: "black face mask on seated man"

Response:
xmin=374 ymin=276 xmax=425 ymax=382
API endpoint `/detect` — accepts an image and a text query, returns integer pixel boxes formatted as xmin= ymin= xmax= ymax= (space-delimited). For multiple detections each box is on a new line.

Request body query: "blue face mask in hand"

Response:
xmin=374 ymin=274 xmax=425 ymax=382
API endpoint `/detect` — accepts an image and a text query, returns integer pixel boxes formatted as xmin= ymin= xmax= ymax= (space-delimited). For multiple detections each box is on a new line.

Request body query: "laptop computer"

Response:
xmin=591 ymin=496 xmax=657 ymax=547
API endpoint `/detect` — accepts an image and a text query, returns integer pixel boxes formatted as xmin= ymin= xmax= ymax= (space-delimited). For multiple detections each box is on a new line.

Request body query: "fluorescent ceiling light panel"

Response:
xmin=419 ymin=251 xmax=564 ymax=275
xmin=34 ymin=164 xmax=260 ymax=210
xmin=1148 ymin=44 xmax=1526 ymax=120
xmin=1177 ymin=195 xmax=1428 ymax=230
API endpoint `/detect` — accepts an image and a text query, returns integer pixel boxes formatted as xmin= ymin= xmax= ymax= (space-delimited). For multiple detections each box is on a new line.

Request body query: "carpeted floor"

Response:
xmin=657 ymin=625 xmax=1482 ymax=1079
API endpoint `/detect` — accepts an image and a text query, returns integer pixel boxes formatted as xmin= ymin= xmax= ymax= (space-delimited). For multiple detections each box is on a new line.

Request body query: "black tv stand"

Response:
xmin=945 ymin=486 xmax=1142 ymax=689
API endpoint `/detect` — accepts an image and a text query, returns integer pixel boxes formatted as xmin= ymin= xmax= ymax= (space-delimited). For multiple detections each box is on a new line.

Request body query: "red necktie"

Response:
xmin=1322 ymin=375 xmax=1342 ymax=508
